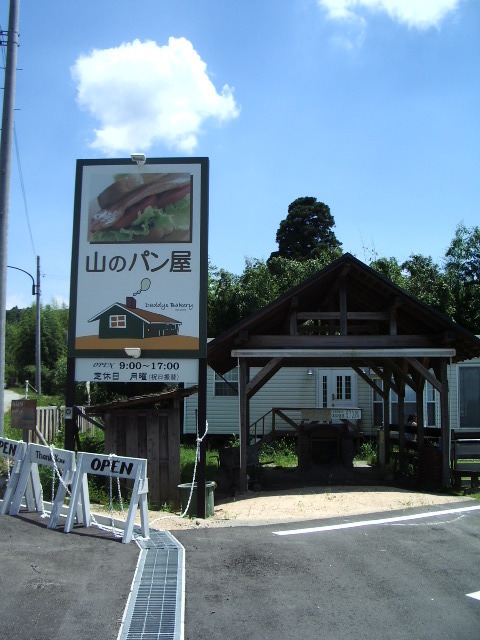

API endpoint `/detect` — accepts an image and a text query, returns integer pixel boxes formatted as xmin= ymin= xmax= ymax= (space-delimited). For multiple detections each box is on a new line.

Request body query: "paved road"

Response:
xmin=175 ymin=502 xmax=480 ymax=640
xmin=0 ymin=512 xmax=140 ymax=640
xmin=1 ymin=501 xmax=480 ymax=640
xmin=3 ymin=389 xmax=23 ymax=412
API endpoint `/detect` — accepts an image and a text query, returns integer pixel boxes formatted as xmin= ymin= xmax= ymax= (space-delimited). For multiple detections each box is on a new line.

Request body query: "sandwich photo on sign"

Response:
xmin=88 ymin=172 xmax=192 ymax=243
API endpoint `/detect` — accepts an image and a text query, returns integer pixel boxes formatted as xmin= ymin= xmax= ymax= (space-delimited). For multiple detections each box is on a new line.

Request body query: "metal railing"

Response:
xmin=250 ymin=407 xmax=303 ymax=441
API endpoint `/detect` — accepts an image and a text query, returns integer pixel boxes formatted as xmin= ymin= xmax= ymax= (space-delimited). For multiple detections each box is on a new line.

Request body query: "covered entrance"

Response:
xmin=316 ymin=368 xmax=358 ymax=412
xmin=207 ymin=253 xmax=480 ymax=492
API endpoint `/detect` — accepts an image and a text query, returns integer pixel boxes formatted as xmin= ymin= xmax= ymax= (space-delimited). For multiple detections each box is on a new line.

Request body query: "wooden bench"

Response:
xmin=451 ymin=430 xmax=480 ymax=491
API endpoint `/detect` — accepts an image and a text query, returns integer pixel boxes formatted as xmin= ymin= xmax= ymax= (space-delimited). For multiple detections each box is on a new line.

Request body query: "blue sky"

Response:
xmin=2 ymin=0 xmax=479 ymax=309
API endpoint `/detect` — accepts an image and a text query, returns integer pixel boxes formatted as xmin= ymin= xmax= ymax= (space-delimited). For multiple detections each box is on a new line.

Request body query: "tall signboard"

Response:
xmin=68 ymin=158 xmax=209 ymax=384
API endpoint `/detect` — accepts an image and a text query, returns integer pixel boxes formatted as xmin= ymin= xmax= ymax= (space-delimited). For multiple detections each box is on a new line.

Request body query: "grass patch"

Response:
xmin=259 ymin=437 xmax=298 ymax=468
xmin=180 ymin=444 xmax=220 ymax=483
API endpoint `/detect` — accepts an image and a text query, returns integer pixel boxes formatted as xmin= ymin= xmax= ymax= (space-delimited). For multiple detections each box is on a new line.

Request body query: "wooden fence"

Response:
xmin=35 ymin=406 xmax=98 ymax=444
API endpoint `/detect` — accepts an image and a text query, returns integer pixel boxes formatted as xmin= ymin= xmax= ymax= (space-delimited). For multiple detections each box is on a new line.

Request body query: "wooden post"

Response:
xmin=64 ymin=356 xmax=76 ymax=451
xmin=196 ymin=357 xmax=207 ymax=518
xmin=397 ymin=379 xmax=405 ymax=473
xmin=382 ymin=366 xmax=391 ymax=465
xmin=416 ymin=377 xmax=426 ymax=449
xmin=147 ymin=409 xmax=160 ymax=509
xmin=439 ymin=358 xmax=450 ymax=488
xmin=339 ymin=277 xmax=347 ymax=336
xmin=238 ymin=358 xmax=249 ymax=493
xmin=169 ymin=400 xmax=181 ymax=504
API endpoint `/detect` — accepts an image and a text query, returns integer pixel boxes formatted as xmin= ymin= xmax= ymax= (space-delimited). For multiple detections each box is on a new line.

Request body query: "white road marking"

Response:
xmin=466 ymin=591 xmax=480 ymax=601
xmin=272 ymin=504 xmax=480 ymax=536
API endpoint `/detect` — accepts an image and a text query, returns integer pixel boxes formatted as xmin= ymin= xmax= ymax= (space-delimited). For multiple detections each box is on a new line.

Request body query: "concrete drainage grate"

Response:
xmin=119 ymin=530 xmax=185 ymax=640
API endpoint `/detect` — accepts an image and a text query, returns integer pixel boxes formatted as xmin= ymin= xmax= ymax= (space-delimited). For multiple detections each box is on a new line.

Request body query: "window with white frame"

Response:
xmin=109 ymin=314 xmax=126 ymax=328
xmin=214 ymin=368 xmax=238 ymax=396
xmin=458 ymin=365 xmax=480 ymax=429
xmin=391 ymin=385 xmax=417 ymax=424
xmin=372 ymin=379 xmax=437 ymax=426
xmin=426 ymin=382 xmax=436 ymax=426
xmin=373 ymin=382 xmax=384 ymax=426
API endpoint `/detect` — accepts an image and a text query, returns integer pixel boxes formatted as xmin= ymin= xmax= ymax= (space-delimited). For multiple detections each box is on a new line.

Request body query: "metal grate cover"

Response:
xmin=119 ymin=530 xmax=185 ymax=640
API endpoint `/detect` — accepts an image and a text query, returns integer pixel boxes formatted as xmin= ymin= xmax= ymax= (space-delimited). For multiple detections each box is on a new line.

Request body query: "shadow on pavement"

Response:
xmin=0 ymin=510 xmax=140 ymax=640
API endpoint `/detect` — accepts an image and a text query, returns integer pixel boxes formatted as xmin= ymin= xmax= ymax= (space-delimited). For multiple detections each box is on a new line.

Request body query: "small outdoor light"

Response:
xmin=131 ymin=153 xmax=146 ymax=165
xmin=307 ymin=368 xmax=314 ymax=376
xmin=124 ymin=347 xmax=141 ymax=359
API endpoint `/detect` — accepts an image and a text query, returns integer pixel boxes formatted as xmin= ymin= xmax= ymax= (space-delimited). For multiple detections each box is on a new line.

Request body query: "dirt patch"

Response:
xmin=144 ymin=486 xmax=475 ymax=531
xmin=137 ymin=464 xmax=477 ymax=532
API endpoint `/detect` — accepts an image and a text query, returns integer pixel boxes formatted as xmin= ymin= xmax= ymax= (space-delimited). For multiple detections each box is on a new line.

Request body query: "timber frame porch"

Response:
xmin=207 ymin=253 xmax=480 ymax=492
xmin=249 ymin=406 xmax=363 ymax=442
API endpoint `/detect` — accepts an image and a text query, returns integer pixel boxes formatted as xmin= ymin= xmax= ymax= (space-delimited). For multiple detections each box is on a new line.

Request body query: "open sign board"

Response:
xmin=11 ymin=399 xmax=37 ymax=430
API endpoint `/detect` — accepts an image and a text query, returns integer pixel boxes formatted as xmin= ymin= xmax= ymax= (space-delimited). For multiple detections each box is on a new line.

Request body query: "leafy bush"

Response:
xmin=355 ymin=440 xmax=377 ymax=466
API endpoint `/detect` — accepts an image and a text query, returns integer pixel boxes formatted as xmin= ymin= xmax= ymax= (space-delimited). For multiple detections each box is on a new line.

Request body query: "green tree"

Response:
xmin=444 ymin=223 xmax=480 ymax=333
xmin=271 ymin=197 xmax=342 ymax=261
xmin=208 ymin=264 xmax=242 ymax=337
xmin=6 ymin=301 xmax=69 ymax=392
xmin=369 ymin=256 xmax=406 ymax=287
xmin=237 ymin=258 xmax=278 ymax=318
xmin=267 ymin=253 xmax=340 ymax=292
xmin=207 ymin=254 xmax=341 ymax=336
xmin=4 ymin=319 xmax=20 ymax=385
xmin=401 ymin=254 xmax=455 ymax=317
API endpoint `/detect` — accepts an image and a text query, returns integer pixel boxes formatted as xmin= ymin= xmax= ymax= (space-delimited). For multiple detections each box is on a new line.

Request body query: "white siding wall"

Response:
xmin=357 ymin=377 xmax=373 ymax=436
xmin=451 ymin=356 xmax=480 ymax=431
xmin=448 ymin=361 xmax=459 ymax=431
xmin=184 ymin=367 xmax=318 ymax=436
xmin=184 ymin=356 xmax=480 ymax=436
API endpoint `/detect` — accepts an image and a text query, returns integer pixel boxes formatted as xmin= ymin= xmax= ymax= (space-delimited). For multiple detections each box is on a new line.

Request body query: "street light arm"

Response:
xmin=6 ymin=257 xmax=41 ymax=396
xmin=7 ymin=264 xmax=36 ymax=294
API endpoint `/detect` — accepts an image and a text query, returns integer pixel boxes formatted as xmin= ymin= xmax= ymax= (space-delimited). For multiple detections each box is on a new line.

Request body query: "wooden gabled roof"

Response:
xmin=208 ymin=253 xmax=480 ymax=374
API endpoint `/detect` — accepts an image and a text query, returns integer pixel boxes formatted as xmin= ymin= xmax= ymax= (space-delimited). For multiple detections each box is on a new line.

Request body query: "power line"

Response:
xmin=42 ymin=272 xmax=69 ymax=280
xmin=13 ymin=126 xmax=36 ymax=256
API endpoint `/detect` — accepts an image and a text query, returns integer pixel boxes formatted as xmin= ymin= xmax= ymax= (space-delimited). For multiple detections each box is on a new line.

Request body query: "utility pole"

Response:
xmin=36 ymin=255 xmax=41 ymax=394
xmin=0 ymin=0 xmax=20 ymax=435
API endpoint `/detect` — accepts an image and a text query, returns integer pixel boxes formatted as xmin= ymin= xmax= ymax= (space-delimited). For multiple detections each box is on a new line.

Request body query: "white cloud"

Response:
xmin=71 ymin=37 xmax=240 ymax=154
xmin=318 ymin=0 xmax=461 ymax=29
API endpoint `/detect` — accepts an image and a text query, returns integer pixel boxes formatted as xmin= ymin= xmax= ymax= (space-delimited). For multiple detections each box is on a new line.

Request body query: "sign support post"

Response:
xmin=9 ymin=443 xmax=78 ymax=529
xmin=64 ymin=357 xmax=77 ymax=451
xmin=196 ymin=357 xmax=207 ymax=518
xmin=0 ymin=437 xmax=27 ymax=514
xmin=65 ymin=452 xmax=149 ymax=544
